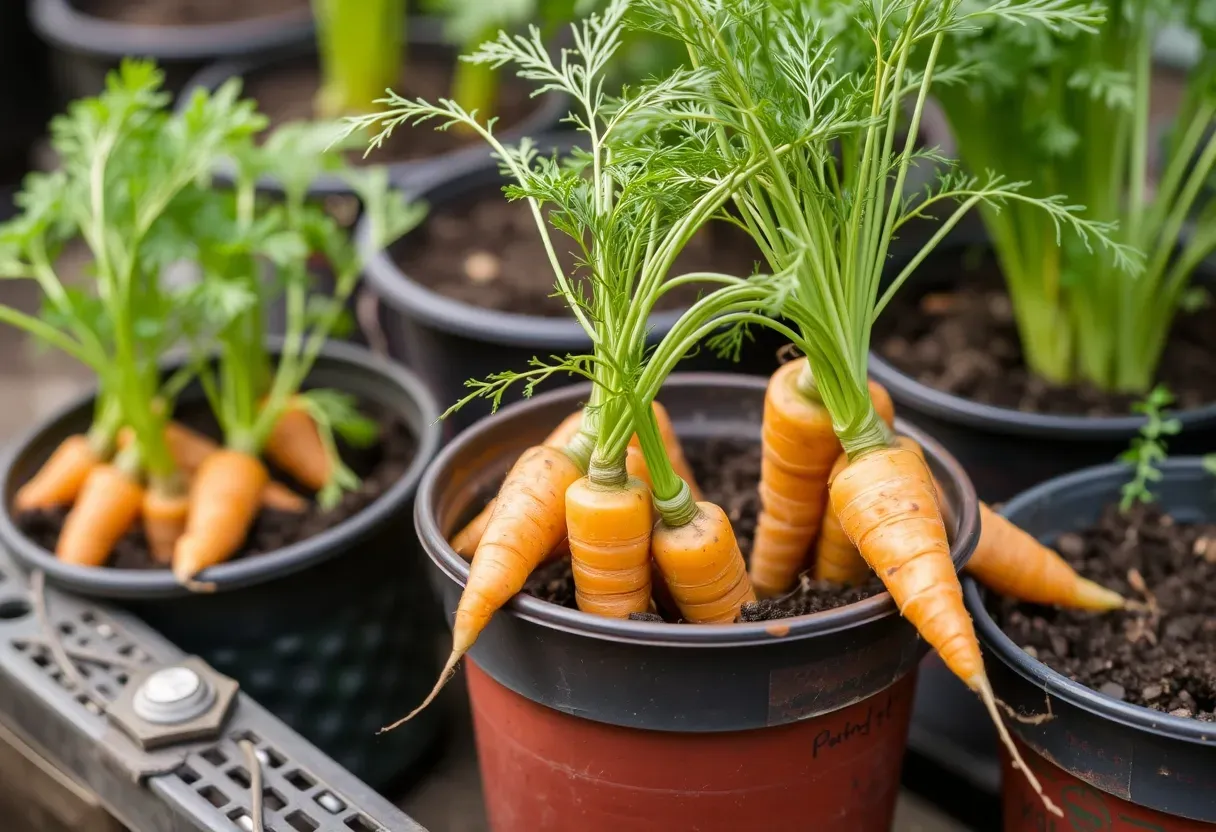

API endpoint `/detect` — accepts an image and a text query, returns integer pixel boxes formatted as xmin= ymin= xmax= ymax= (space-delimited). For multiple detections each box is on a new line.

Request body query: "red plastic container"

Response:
xmin=469 ymin=662 xmax=917 ymax=832
xmin=1003 ymin=740 xmax=1212 ymax=832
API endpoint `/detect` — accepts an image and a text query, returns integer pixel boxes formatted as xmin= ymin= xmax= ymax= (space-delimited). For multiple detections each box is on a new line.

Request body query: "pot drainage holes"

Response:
xmin=0 ymin=597 xmax=31 ymax=620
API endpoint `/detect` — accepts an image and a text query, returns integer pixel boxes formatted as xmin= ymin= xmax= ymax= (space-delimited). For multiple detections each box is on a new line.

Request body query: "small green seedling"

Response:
xmin=1119 ymin=385 xmax=1181 ymax=511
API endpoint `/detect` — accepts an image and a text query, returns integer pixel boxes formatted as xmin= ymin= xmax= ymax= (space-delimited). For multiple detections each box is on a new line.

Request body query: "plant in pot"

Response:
xmin=0 ymin=61 xmax=442 ymax=789
xmin=29 ymin=0 xmax=314 ymax=108
xmin=870 ymin=0 xmax=1216 ymax=504
xmin=964 ymin=391 xmax=1216 ymax=829
xmin=351 ymin=0 xmax=1119 ymax=827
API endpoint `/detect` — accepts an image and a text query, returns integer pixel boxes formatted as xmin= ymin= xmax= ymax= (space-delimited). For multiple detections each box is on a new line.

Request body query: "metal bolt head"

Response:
xmin=142 ymin=667 xmax=201 ymax=704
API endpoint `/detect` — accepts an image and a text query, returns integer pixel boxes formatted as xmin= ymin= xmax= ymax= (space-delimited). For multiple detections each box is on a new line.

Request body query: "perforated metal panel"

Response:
xmin=0 ymin=545 xmax=426 ymax=832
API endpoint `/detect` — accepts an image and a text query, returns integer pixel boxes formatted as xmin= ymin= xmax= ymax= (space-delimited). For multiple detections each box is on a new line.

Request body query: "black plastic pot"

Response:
xmin=0 ymin=340 xmax=446 ymax=791
xmin=29 ymin=0 xmax=314 ymax=108
xmin=361 ymin=156 xmax=790 ymax=436
xmin=180 ymin=17 xmax=569 ymax=198
xmin=415 ymin=374 xmax=980 ymax=829
xmin=868 ymin=237 xmax=1216 ymax=505
xmin=966 ymin=458 xmax=1216 ymax=828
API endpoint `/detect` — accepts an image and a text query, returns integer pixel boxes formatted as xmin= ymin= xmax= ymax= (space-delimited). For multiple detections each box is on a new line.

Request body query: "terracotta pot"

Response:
xmin=415 ymin=374 xmax=981 ymax=829
xmin=966 ymin=459 xmax=1216 ymax=829
xmin=1003 ymin=740 xmax=1213 ymax=832
xmin=469 ymin=662 xmax=917 ymax=832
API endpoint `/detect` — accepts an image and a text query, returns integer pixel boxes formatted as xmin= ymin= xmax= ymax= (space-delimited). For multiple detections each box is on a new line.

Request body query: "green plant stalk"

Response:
xmin=314 ymin=0 xmax=405 ymax=117
xmin=452 ymin=24 xmax=502 ymax=125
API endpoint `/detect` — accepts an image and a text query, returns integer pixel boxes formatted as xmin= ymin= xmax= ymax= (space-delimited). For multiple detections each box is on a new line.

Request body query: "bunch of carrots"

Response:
xmin=1 ymin=61 xmax=420 ymax=587
xmin=353 ymin=0 xmax=1136 ymax=813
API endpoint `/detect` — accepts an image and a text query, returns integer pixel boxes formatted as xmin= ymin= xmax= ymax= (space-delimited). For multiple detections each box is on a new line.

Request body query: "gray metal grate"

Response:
xmin=0 ymin=544 xmax=425 ymax=832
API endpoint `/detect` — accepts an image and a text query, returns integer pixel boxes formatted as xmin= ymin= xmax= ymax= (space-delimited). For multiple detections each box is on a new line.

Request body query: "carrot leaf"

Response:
xmin=1118 ymin=385 xmax=1181 ymax=512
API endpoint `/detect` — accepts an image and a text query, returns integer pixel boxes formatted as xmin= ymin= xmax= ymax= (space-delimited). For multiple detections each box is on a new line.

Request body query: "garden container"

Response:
xmin=29 ymin=0 xmax=314 ymax=108
xmin=415 ymin=374 xmax=981 ymax=831
xmin=966 ymin=458 xmax=1216 ymax=830
xmin=180 ymin=17 xmax=568 ymax=198
xmin=360 ymin=157 xmax=789 ymax=435
xmin=869 ymin=236 xmax=1216 ymax=504
xmin=0 ymin=340 xmax=446 ymax=791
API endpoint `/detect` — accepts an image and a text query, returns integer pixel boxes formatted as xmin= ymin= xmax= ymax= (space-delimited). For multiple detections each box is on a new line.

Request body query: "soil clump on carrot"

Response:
xmin=16 ymin=403 xmax=415 ymax=569
xmin=393 ymin=195 xmax=762 ymax=317
xmin=874 ymin=250 xmax=1216 ymax=416
xmin=992 ymin=502 xmax=1216 ymax=721
xmin=522 ymin=438 xmax=881 ymax=620
xmin=246 ymin=54 xmax=538 ymax=167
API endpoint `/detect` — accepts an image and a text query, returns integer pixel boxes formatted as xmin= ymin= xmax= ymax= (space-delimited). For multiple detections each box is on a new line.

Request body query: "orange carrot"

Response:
xmin=567 ymin=475 xmax=653 ymax=617
xmin=15 ymin=435 xmax=102 ymax=511
xmin=830 ymin=443 xmax=1060 ymax=816
xmin=652 ymin=501 xmax=756 ymax=623
xmin=391 ymin=444 xmax=583 ymax=729
xmin=120 ymin=422 xmax=307 ymax=514
xmin=172 ymin=450 xmax=269 ymax=586
xmin=812 ymin=453 xmax=868 ymax=584
xmin=450 ymin=409 xmax=584 ymax=559
xmin=819 ymin=437 xmax=1124 ymax=611
xmin=56 ymin=464 xmax=144 ymax=567
xmin=142 ymin=489 xmax=190 ymax=565
xmin=751 ymin=360 xmax=894 ymax=596
xmin=265 ymin=404 xmax=329 ymax=491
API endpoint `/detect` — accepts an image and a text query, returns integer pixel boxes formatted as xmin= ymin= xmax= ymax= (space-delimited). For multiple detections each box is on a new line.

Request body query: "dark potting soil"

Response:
xmin=244 ymin=54 xmax=539 ymax=167
xmin=14 ymin=404 xmax=416 ymax=570
xmin=992 ymin=502 xmax=1216 ymax=721
xmin=874 ymin=249 xmax=1216 ymax=416
xmin=393 ymin=193 xmax=763 ymax=316
xmin=521 ymin=437 xmax=882 ymax=622
xmin=81 ymin=0 xmax=308 ymax=25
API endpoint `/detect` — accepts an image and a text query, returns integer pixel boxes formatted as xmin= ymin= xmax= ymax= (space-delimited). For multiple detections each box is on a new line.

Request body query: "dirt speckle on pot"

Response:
xmin=874 ymin=248 xmax=1216 ymax=416
xmin=992 ymin=502 xmax=1216 ymax=722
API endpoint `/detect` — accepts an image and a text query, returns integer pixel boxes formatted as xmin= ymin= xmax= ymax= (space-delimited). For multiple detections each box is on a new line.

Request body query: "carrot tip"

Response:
xmin=973 ymin=674 xmax=1063 ymax=818
xmin=175 ymin=571 xmax=218 ymax=593
xmin=1073 ymin=577 xmax=1126 ymax=612
xmin=379 ymin=649 xmax=463 ymax=734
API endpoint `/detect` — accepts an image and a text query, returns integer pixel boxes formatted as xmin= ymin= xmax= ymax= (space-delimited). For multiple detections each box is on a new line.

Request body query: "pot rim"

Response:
xmin=177 ymin=17 xmax=570 ymax=198
xmin=0 ymin=340 xmax=441 ymax=599
xmin=357 ymin=152 xmax=686 ymax=350
xmin=416 ymin=372 xmax=980 ymax=648
xmin=966 ymin=456 xmax=1216 ymax=746
xmin=867 ymin=244 xmax=1216 ymax=440
xmin=29 ymin=0 xmax=315 ymax=60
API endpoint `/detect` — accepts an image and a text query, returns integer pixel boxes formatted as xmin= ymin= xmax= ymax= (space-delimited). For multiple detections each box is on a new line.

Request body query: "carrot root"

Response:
xmin=142 ymin=489 xmax=190 ymax=565
xmin=381 ymin=649 xmax=462 ymax=734
xmin=173 ymin=450 xmax=269 ymax=584
xmin=15 ymin=435 xmax=102 ymax=512
xmin=974 ymin=674 xmax=1062 ymax=818
xmin=55 ymin=464 xmax=144 ymax=567
xmin=265 ymin=405 xmax=330 ymax=491
xmin=567 ymin=476 xmax=653 ymax=618
xmin=652 ymin=501 xmax=756 ymax=623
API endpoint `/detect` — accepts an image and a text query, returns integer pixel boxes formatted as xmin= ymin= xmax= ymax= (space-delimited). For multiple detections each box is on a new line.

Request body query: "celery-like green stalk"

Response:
xmin=313 ymin=0 xmax=406 ymax=117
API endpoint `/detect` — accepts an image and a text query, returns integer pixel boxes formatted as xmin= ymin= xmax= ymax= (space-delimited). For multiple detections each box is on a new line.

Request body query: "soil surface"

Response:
xmin=522 ymin=437 xmax=882 ymax=622
xmin=395 ymin=194 xmax=763 ymax=316
xmin=874 ymin=248 xmax=1216 ymax=416
xmin=15 ymin=402 xmax=416 ymax=570
xmin=245 ymin=54 xmax=541 ymax=167
xmin=993 ymin=502 xmax=1216 ymax=721
xmin=81 ymin=0 xmax=308 ymax=25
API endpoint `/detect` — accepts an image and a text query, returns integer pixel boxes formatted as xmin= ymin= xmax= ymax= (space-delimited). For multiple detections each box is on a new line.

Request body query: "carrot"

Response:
xmin=119 ymin=422 xmax=307 ymax=514
xmin=812 ymin=453 xmax=868 ymax=584
xmin=819 ymin=438 xmax=1124 ymax=611
xmin=264 ymin=404 xmax=330 ymax=491
xmin=449 ymin=409 xmax=584 ymax=559
xmin=652 ymin=501 xmax=756 ymax=623
xmin=56 ymin=464 xmax=144 ymax=567
xmin=830 ymin=443 xmax=1060 ymax=816
xmin=751 ymin=360 xmax=894 ymax=596
xmin=172 ymin=450 xmax=269 ymax=586
xmin=142 ymin=489 xmax=190 ymax=565
xmin=15 ymin=435 xmax=103 ymax=512
xmin=567 ymin=475 xmax=653 ymax=617
xmin=389 ymin=444 xmax=583 ymax=730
